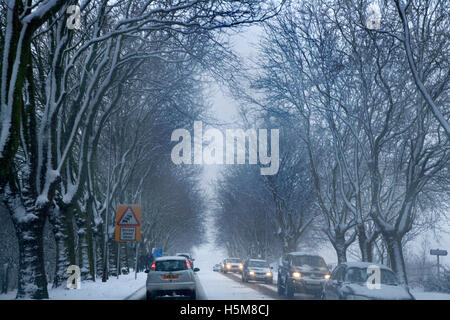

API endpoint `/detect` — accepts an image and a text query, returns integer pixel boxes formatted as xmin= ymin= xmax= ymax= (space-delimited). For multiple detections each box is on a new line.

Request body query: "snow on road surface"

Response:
xmin=197 ymin=269 xmax=273 ymax=300
xmin=191 ymin=240 xmax=273 ymax=299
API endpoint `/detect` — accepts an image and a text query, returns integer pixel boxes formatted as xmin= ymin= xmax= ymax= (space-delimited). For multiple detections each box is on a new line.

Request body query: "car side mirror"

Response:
xmin=144 ymin=269 xmax=149 ymax=273
xmin=194 ymin=268 xmax=200 ymax=272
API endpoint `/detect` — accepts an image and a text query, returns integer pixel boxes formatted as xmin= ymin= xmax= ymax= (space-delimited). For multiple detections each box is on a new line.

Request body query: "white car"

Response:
xmin=213 ymin=264 xmax=221 ymax=272
xmin=322 ymin=262 xmax=414 ymax=300
xmin=146 ymin=256 xmax=199 ymax=300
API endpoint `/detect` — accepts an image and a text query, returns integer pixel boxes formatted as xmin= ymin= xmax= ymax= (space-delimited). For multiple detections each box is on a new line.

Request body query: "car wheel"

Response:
xmin=266 ymin=279 xmax=273 ymax=285
xmin=277 ymin=275 xmax=284 ymax=296
xmin=190 ymin=290 xmax=196 ymax=300
xmin=146 ymin=291 xmax=153 ymax=300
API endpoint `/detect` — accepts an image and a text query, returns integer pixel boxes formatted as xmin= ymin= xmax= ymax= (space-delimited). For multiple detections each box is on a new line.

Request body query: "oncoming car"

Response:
xmin=322 ymin=262 xmax=415 ymax=300
xmin=221 ymin=258 xmax=243 ymax=273
xmin=213 ymin=264 xmax=221 ymax=272
xmin=277 ymin=252 xmax=330 ymax=298
xmin=145 ymin=256 xmax=200 ymax=300
xmin=241 ymin=259 xmax=273 ymax=284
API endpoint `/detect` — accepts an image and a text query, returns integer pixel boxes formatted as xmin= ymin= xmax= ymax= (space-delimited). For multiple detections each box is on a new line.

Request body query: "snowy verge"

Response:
xmin=410 ymin=288 xmax=450 ymax=300
xmin=0 ymin=272 xmax=147 ymax=300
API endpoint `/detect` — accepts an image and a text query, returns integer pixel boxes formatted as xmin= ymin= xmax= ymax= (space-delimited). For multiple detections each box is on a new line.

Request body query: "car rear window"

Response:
xmin=155 ymin=260 xmax=187 ymax=271
xmin=291 ymin=255 xmax=327 ymax=268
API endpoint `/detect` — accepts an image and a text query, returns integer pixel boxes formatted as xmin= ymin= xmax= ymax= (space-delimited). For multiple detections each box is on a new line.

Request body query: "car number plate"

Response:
xmin=163 ymin=274 xmax=178 ymax=279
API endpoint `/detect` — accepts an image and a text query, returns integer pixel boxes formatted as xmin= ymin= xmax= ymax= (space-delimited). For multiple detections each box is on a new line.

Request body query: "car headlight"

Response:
xmin=292 ymin=272 xmax=301 ymax=279
xmin=266 ymin=272 xmax=272 ymax=277
xmin=239 ymin=264 xmax=244 ymax=269
xmin=249 ymin=270 xmax=255 ymax=276
xmin=324 ymin=274 xmax=331 ymax=280
xmin=346 ymin=294 xmax=370 ymax=300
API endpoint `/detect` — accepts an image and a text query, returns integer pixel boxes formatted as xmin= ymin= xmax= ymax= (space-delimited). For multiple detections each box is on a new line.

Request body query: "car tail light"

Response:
xmin=186 ymin=261 xmax=191 ymax=268
xmin=151 ymin=263 xmax=156 ymax=270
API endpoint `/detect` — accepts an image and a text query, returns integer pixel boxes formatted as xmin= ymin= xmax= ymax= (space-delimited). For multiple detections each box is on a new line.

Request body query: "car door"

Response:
xmin=327 ymin=265 xmax=345 ymax=299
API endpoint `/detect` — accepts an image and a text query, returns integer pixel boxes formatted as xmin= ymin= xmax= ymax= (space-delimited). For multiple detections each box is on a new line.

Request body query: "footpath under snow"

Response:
xmin=0 ymin=272 xmax=147 ymax=300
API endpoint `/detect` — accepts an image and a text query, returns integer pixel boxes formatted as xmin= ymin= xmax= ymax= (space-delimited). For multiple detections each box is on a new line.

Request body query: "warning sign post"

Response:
xmin=115 ymin=205 xmax=141 ymax=242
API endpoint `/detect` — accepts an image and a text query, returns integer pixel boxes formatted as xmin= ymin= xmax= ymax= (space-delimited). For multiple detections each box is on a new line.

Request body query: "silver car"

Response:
xmin=145 ymin=256 xmax=199 ymax=300
xmin=242 ymin=259 xmax=273 ymax=284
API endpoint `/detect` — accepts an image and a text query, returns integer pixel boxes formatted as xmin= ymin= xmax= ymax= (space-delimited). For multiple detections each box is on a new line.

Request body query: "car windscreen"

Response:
xmin=227 ymin=259 xmax=241 ymax=263
xmin=344 ymin=267 xmax=399 ymax=285
xmin=155 ymin=260 xmax=187 ymax=272
xmin=291 ymin=255 xmax=327 ymax=268
xmin=248 ymin=261 xmax=269 ymax=268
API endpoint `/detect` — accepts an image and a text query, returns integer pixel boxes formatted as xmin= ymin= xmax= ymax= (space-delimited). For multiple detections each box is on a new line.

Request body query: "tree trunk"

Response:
xmin=84 ymin=208 xmax=96 ymax=281
xmin=48 ymin=206 xmax=76 ymax=288
xmin=14 ymin=214 xmax=49 ymax=299
xmin=384 ymin=233 xmax=408 ymax=285
xmin=75 ymin=209 xmax=94 ymax=281
xmin=1 ymin=263 xmax=9 ymax=294
xmin=332 ymin=231 xmax=348 ymax=264
xmin=357 ymin=224 xmax=375 ymax=262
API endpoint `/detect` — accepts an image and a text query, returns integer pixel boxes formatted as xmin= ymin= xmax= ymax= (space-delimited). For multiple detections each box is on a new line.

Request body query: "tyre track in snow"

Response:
xmin=220 ymin=272 xmax=315 ymax=300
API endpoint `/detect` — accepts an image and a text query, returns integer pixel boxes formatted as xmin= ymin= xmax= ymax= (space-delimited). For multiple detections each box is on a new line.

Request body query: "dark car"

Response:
xmin=176 ymin=253 xmax=194 ymax=269
xmin=277 ymin=252 xmax=330 ymax=298
xmin=241 ymin=259 xmax=273 ymax=284
xmin=321 ymin=262 xmax=414 ymax=300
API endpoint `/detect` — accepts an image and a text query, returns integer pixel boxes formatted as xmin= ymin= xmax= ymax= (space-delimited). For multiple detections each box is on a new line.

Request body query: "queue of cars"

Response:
xmin=145 ymin=251 xmax=414 ymax=300
xmin=215 ymin=252 xmax=415 ymax=300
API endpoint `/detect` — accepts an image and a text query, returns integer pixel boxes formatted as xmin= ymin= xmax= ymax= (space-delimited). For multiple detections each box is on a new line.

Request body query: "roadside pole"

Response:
xmin=117 ymin=243 xmax=120 ymax=279
xmin=430 ymin=249 xmax=448 ymax=280
xmin=135 ymin=242 xmax=139 ymax=280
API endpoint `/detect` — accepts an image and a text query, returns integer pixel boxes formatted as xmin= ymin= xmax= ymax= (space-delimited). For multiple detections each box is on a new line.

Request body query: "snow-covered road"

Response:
xmin=196 ymin=269 xmax=274 ymax=300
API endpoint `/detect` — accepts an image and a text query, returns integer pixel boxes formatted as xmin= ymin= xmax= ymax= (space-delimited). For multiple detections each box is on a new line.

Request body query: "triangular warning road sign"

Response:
xmin=117 ymin=206 xmax=140 ymax=227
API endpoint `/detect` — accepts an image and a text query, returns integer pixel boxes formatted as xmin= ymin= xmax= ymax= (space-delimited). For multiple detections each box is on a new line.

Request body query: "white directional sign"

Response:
xmin=120 ymin=227 xmax=136 ymax=241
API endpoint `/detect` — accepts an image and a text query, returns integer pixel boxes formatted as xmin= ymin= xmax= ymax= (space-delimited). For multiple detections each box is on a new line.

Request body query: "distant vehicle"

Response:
xmin=213 ymin=264 xmax=221 ymax=272
xmin=321 ymin=262 xmax=415 ymax=300
xmin=145 ymin=256 xmax=200 ymax=300
xmin=221 ymin=258 xmax=243 ymax=273
xmin=277 ymin=252 xmax=330 ymax=298
xmin=241 ymin=259 xmax=273 ymax=284
xmin=176 ymin=253 xmax=194 ymax=269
